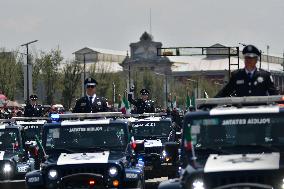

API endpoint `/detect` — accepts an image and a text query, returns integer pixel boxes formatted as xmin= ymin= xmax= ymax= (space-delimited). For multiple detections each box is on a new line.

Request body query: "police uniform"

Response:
xmin=73 ymin=78 xmax=108 ymax=113
xmin=216 ymin=45 xmax=279 ymax=97
xmin=24 ymin=95 xmax=43 ymax=117
xmin=128 ymin=89 xmax=155 ymax=114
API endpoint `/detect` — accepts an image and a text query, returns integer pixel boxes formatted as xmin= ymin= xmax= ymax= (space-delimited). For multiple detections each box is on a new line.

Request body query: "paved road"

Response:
xmin=0 ymin=180 xmax=26 ymax=189
xmin=0 ymin=177 xmax=168 ymax=189
xmin=146 ymin=177 xmax=168 ymax=189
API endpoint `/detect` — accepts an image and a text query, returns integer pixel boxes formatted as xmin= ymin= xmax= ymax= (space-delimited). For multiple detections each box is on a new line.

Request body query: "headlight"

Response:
xmin=162 ymin=150 xmax=167 ymax=158
xmin=3 ymin=164 xmax=12 ymax=173
xmin=48 ymin=169 xmax=58 ymax=180
xmin=281 ymin=178 xmax=284 ymax=189
xmin=192 ymin=179 xmax=205 ymax=189
xmin=108 ymin=167 xmax=118 ymax=177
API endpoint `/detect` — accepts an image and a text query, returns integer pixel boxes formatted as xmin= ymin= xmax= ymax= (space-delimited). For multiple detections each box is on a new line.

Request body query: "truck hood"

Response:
xmin=204 ymin=152 xmax=280 ymax=173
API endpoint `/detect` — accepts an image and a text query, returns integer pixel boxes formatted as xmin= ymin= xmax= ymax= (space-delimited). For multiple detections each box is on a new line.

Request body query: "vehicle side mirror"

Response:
xmin=175 ymin=131 xmax=182 ymax=140
xmin=164 ymin=142 xmax=179 ymax=163
xmin=134 ymin=141 xmax=144 ymax=154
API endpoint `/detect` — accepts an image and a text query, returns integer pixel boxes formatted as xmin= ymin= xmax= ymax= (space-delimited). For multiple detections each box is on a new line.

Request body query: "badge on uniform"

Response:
xmin=257 ymin=77 xmax=264 ymax=83
xmin=236 ymin=80 xmax=244 ymax=85
xmin=80 ymin=103 xmax=86 ymax=106
xmin=97 ymin=101 xmax=102 ymax=106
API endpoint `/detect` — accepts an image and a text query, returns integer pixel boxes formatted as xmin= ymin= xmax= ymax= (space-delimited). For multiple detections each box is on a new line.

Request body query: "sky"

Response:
xmin=0 ymin=0 xmax=284 ymax=59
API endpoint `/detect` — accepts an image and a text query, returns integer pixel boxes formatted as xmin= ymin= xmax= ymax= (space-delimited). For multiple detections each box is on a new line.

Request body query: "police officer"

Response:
xmin=73 ymin=77 xmax=108 ymax=113
xmin=216 ymin=45 xmax=279 ymax=97
xmin=24 ymin=94 xmax=43 ymax=117
xmin=128 ymin=89 xmax=155 ymax=114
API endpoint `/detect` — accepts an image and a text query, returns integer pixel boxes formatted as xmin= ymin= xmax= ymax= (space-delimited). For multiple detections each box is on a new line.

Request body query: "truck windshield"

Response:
xmin=132 ymin=121 xmax=171 ymax=137
xmin=23 ymin=124 xmax=42 ymax=141
xmin=44 ymin=124 xmax=127 ymax=153
xmin=184 ymin=113 xmax=284 ymax=150
xmin=0 ymin=129 xmax=20 ymax=151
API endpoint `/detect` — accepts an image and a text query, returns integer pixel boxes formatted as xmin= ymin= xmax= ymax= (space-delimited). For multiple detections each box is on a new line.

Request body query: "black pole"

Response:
xmin=259 ymin=50 xmax=262 ymax=69
xmin=83 ymin=54 xmax=86 ymax=83
xmin=21 ymin=40 xmax=38 ymax=102
xmin=128 ymin=60 xmax=131 ymax=92
xmin=237 ymin=47 xmax=240 ymax=70
xmin=112 ymin=82 xmax=115 ymax=109
xmin=165 ymin=75 xmax=168 ymax=107
xmin=283 ymin=51 xmax=284 ymax=71
xmin=26 ymin=45 xmax=29 ymax=102
xmin=196 ymin=81 xmax=199 ymax=99
xmin=228 ymin=47 xmax=231 ymax=78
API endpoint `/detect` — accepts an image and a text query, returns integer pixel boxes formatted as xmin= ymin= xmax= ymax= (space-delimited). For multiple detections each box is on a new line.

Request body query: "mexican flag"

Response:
xmin=204 ymin=90 xmax=209 ymax=98
xmin=186 ymin=93 xmax=191 ymax=109
xmin=167 ymin=93 xmax=173 ymax=110
xmin=184 ymin=125 xmax=193 ymax=151
xmin=172 ymin=95 xmax=177 ymax=109
xmin=118 ymin=94 xmax=130 ymax=114
xmin=184 ymin=124 xmax=196 ymax=159
xmin=191 ymin=91 xmax=196 ymax=108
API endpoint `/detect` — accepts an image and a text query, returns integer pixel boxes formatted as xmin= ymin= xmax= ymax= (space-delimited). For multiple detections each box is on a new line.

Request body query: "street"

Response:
xmin=0 ymin=177 xmax=169 ymax=189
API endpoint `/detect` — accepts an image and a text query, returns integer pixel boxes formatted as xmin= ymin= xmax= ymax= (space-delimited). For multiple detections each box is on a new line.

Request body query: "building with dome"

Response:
xmin=74 ymin=32 xmax=284 ymax=95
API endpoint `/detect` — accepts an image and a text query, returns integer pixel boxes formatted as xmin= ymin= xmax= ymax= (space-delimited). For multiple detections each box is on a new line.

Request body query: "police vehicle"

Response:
xmin=159 ymin=96 xmax=284 ymax=189
xmin=25 ymin=112 xmax=145 ymax=189
xmin=129 ymin=114 xmax=179 ymax=179
xmin=0 ymin=120 xmax=35 ymax=180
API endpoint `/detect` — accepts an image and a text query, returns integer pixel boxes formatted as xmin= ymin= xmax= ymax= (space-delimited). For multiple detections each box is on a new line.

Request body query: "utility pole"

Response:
xmin=73 ymin=51 xmax=93 ymax=96
xmin=149 ymin=8 xmax=152 ymax=35
xmin=283 ymin=50 xmax=284 ymax=71
xmin=21 ymin=40 xmax=38 ymax=102
xmin=128 ymin=60 xmax=131 ymax=92
xmin=267 ymin=45 xmax=270 ymax=71
xmin=112 ymin=82 xmax=116 ymax=109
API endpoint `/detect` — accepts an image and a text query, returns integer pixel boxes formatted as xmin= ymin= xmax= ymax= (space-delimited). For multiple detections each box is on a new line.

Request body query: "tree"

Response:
xmin=0 ymin=50 xmax=23 ymax=100
xmin=89 ymin=63 xmax=112 ymax=97
xmin=61 ymin=61 xmax=82 ymax=109
xmin=35 ymin=49 xmax=63 ymax=104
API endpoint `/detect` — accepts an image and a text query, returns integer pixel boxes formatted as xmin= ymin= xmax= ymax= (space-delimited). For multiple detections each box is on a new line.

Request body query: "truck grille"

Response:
xmin=60 ymin=166 xmax=106 ymax=177
xmin=145 ymin=146 xmax=162 ymax=154
xmin=207 ymin=172 xmax=275 ymax=188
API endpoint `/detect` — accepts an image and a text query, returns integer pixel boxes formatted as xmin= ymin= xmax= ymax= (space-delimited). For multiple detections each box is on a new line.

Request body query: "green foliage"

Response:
xmin=61 ymin=61 xmax=82 ymax=109
xmin=35 ymin=49 xmax=63 ymax=104
xmin=0 ymin=51 xmax=23 ymax=100
xmin=0 ymin=47 xmax=224 ymax=109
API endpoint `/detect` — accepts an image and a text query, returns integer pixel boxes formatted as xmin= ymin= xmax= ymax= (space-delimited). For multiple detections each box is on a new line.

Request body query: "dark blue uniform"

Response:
xmin=24 ymin=94 xmax=43 ymax=117
xmin=73 ymin=77 xmax=108 ymax=113
xmin=128 ymin=88 xmax=155 ymax=114
xmin=73 ymin=96 xmax=108 ymax=113
xmin=24 ymin=104 xmax=43 ymax=117
xmin=128 ymin=97 xmax=155 ymax=114
xmin=216 ymin=68 xmax=279 ymax=97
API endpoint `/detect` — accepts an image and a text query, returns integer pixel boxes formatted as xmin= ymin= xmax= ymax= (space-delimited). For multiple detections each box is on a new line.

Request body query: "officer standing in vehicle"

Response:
xmin=24 ymin=94 xmax=43 ymax=117
xmin=128 ymin=88 xmax=155 ymax=114
xmin=216 ymin=45 xmax=279 ymax=97
xmin=73 ymin=77 xmax=108 ymax=113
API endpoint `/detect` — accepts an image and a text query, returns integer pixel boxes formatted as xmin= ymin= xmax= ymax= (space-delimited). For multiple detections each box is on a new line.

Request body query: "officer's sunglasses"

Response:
xmin=86 ymin=85 xmax=95 ymax=89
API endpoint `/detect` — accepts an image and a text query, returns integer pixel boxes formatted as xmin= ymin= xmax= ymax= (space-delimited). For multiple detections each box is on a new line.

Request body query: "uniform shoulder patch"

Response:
xmin=257 ymin=77 xmax=264 ymax=83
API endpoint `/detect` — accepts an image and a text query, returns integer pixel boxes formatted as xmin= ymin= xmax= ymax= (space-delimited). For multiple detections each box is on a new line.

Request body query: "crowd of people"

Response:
xmin=0 ymin=94 xmax=65 ymax=119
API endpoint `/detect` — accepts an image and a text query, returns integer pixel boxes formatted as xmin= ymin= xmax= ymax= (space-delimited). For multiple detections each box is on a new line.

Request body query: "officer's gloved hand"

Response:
xmin=128 ymin=93 xmax=133 ymax=101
